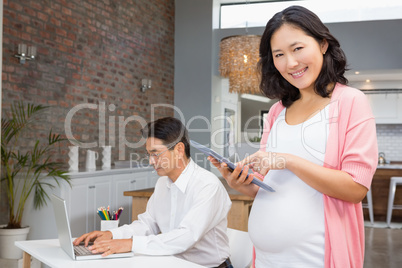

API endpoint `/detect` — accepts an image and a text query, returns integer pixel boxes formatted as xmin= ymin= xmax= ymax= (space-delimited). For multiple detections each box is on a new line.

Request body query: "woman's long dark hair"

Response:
xmin=258 ymin=5 xmax=348 ymax=107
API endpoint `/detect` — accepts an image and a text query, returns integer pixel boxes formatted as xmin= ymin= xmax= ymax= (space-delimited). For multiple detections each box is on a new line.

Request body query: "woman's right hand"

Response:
xmin=73 ymin=230 xmax=113 ymax=247
xmin=208 ymin=156 xmax=257 ymax=197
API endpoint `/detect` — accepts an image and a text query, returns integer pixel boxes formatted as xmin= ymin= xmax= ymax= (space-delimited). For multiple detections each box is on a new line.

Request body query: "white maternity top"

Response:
xmin=248 ymin=105 xmax=329 ymax=267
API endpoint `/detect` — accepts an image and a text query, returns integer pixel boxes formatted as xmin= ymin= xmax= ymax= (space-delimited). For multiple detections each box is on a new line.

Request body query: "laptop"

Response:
xmin=50 ymin=194 xmax=134 ymax=260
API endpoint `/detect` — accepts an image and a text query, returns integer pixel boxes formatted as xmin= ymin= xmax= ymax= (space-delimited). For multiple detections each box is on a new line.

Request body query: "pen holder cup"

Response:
xmin=101 ymin=220 xmax=119 ymax=231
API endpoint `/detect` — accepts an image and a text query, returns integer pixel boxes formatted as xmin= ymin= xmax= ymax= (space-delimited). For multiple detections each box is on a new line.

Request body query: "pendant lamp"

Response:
xmin=219 ymin=35 xmax=261 ymax=94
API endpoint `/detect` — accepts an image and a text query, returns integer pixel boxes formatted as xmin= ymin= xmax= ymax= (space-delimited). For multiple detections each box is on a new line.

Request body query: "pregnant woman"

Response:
xmin=210 ymin=5 xmax=378 ymax=268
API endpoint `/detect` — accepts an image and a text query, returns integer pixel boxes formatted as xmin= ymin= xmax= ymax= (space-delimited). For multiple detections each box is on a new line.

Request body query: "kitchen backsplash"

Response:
xmin=377 ymin=124 xmax=402 ymax=161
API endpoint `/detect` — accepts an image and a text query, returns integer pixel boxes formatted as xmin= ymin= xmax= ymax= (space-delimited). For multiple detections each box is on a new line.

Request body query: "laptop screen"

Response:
xmin=50 ymin=194 xmax=76 ymax=259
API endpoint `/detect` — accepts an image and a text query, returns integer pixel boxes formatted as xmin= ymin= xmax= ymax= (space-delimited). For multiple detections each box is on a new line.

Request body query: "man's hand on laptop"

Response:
xmin=88 ymin=238 xmax=133 ymax=257
xmin=73 ymin=231 xmax=113 ymax=247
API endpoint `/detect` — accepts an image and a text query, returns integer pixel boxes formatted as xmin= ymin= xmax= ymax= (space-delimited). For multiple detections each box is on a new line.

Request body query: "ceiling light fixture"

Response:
xmin=219 ymin=35 xmax=261 ymax=95
xmin=219 ymin=0 xmax=261 ymax=95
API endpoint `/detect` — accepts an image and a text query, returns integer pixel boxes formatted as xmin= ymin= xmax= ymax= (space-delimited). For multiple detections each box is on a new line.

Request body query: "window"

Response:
xmin=220 ymin=0 xmax=402 ymax=29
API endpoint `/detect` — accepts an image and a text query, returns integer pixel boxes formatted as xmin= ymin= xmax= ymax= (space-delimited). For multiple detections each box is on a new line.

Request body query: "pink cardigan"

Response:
xmin=257 ymin=84 xmax=378 ymax=268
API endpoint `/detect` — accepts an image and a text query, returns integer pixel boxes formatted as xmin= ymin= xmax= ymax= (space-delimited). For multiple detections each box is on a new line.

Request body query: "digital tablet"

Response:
xmin=190 ymin=140 xmax=275 ymax=192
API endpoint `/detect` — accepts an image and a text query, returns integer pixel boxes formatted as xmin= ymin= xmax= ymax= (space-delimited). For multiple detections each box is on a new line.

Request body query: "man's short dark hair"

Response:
xmin=142 ymin=117 xmax=190 ymax=158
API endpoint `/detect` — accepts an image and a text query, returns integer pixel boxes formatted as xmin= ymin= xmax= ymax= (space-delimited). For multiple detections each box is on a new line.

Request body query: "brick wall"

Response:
xmin=1 ymin=0 xmax=175 ymax=224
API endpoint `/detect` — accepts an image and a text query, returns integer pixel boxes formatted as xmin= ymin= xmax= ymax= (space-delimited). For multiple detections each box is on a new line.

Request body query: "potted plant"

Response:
xmin=0 ymin=101 xmax=71 ymax=259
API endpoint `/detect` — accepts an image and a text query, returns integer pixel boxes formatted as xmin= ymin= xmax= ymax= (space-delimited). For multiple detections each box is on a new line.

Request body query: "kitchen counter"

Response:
xmin=376 ymin=164 xmax=402 ymax=169
xmin=66 ymin=164 xmax=153 ymax=179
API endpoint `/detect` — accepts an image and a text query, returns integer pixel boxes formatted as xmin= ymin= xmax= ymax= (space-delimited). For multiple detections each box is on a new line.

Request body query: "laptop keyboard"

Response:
xmin=74 ymin=245 xmax=94 ymax=256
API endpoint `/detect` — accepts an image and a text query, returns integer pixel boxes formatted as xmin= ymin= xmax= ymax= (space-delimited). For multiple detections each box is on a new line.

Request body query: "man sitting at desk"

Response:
xmin=74 ymin=117 xmax=233 ymax=268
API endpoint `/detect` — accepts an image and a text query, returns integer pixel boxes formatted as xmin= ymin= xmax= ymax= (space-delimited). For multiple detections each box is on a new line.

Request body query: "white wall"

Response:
xmin=174 ymin=0 xmax=214 ymax=169
xmin=377 ymin=125 xmax=402 ymax=161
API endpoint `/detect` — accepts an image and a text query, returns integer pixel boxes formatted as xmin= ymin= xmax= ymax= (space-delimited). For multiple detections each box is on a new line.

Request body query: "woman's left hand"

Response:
xmin=88 ymin=238 xmax=133 ymax=257
xmin=239 ymin=151 xmax=287 ymax=176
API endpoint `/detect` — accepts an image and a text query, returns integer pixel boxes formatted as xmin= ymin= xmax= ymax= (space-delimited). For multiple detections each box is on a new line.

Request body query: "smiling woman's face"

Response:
xmin=270 ymin=24 xmax=328 ymax=93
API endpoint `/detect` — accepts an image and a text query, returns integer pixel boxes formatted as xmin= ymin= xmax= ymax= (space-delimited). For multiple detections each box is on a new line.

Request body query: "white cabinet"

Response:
xmin=22 ymin=168 xmax=155 ymax=240
xmin=65 ymin=176 xmax=112 ymax=237
xmin=66 ymin=170 xmax=156 ymax=237
xmin=67 ymin=179 xmax=88 ymax=237
xmin=91 ymin=179 xmax=112 ymax=232
xmin=113 ymin=172 xmax=148 ymax=226
xmin=366 ymin=93 xmax=402 ymax=124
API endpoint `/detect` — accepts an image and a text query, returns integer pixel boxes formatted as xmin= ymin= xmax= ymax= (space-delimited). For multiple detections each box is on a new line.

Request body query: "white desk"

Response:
xmin=15 ymin=239 xmax=205 ymax=268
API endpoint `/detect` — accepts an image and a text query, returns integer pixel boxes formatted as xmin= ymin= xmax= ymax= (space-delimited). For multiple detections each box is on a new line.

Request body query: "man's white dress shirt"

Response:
xmin=110 ymin=159 xmax=232 ymax=267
